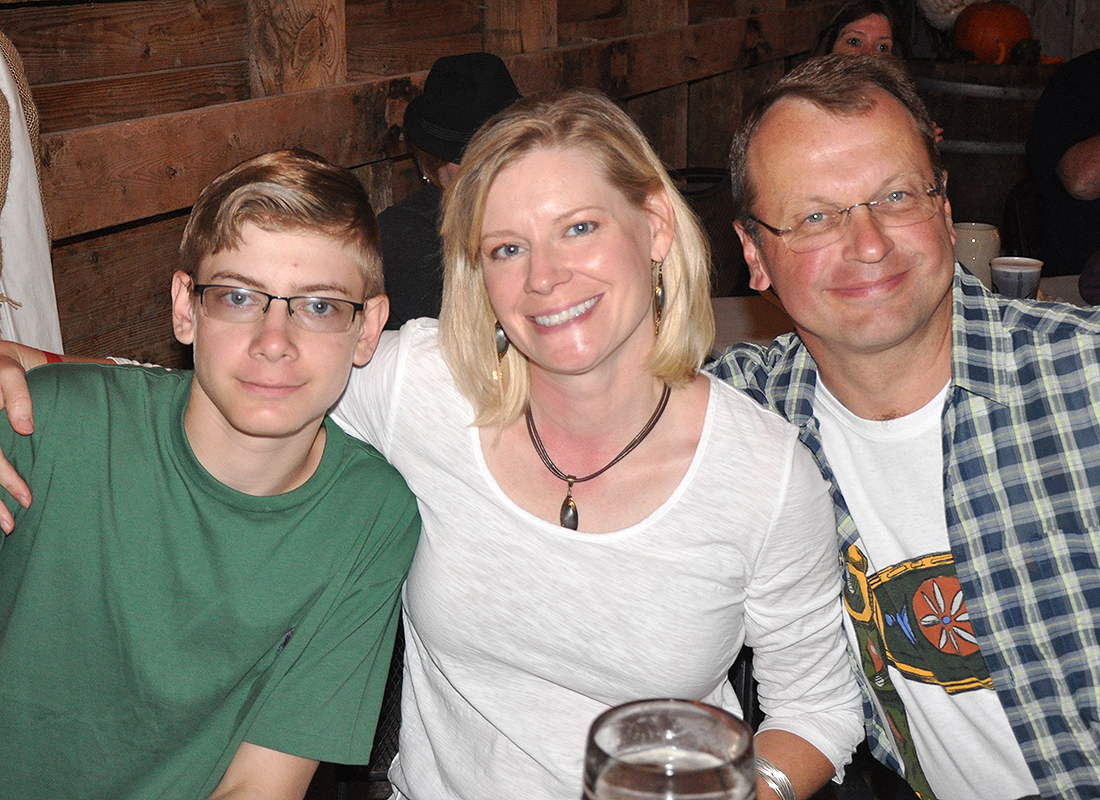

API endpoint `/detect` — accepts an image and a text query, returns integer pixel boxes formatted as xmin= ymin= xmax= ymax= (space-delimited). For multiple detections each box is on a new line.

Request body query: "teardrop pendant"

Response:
xmin=560 ymin=495 xmax=578 ymax=530
xmin=560 ymin=480 xmax=579 ymax=530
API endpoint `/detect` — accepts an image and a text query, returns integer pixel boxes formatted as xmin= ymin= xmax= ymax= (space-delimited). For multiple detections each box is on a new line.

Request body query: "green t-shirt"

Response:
xmin=0 ymin=363 xmax=419 ymax=799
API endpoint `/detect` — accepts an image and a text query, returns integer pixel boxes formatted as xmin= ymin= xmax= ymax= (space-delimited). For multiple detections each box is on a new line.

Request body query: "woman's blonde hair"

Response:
xmin=439 ymin=89 xmax=714 ymax=427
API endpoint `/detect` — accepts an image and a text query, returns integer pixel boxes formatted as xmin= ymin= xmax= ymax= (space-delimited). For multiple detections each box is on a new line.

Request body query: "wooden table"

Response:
xmin=1038 ymin=274 xmax=1088 ymax=306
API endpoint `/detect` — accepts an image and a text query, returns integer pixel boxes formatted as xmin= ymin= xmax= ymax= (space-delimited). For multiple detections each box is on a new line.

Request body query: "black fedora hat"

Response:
xmin=403 ymin=52 xmax=521 ymax=164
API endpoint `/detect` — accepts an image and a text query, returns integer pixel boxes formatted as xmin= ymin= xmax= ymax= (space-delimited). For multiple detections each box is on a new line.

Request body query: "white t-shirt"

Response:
xmin=331 ymin=321 xmax=863 ymax=800
xmin=815 ymin=381 xmax=1039 ymax=800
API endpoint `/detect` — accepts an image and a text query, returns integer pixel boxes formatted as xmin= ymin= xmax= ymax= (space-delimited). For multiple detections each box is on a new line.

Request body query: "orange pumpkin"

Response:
xmin=953 ymin=1 xmax=1032 ymax=63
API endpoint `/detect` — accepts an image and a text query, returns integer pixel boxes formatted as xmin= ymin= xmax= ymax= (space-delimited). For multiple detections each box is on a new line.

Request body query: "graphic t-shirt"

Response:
xmin=815 ymin=382 xmax=1038 ymax=800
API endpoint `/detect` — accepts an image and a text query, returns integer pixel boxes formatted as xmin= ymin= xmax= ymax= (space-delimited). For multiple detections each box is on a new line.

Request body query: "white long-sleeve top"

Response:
xmin=331 ymin=320 xmax=863 ymax=800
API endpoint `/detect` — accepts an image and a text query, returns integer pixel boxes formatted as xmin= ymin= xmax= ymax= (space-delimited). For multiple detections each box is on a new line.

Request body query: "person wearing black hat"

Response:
xmin=379 ymin=52 xmax=521 ymax=330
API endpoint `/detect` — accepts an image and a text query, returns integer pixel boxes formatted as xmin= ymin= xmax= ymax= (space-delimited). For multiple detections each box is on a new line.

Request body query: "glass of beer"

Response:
xmin=582 ymin=699 xmax=755 ymax=799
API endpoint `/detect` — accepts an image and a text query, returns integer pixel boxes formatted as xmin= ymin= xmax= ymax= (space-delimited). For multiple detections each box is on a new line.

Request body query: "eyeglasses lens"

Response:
xmin=199 ymin=286 xmax=358 ymax=333
xmin=785 ymin=186 xmax=941 ymax=253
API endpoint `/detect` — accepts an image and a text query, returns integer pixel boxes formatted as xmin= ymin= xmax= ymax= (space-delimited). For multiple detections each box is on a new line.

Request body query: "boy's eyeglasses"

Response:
xmin=193 ymin=284 xmax=364 ymax=333
xmin=749 ymin=181 xmax=944 ymax=254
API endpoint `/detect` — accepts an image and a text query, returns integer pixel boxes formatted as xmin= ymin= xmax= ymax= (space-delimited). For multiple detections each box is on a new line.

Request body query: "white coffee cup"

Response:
xmin=990 ymin=256 xmax=1043 ymax=299
xmin=953 ymin=223 xmax=1000 ymax=290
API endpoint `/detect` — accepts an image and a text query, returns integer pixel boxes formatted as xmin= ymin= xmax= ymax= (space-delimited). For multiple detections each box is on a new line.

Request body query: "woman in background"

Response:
xmin=814 ymin=3 xmax=942 ymax=141
xmin=814 ymin=0 xmax=903 ymax=57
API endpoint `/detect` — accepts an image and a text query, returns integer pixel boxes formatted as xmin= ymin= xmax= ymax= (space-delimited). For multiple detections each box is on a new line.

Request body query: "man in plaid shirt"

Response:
xmin=710 ymin=54 xmax=1100 ymax=800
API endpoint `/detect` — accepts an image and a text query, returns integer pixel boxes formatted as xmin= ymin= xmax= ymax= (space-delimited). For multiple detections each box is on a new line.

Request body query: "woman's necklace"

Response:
xmin=525 ymin=384 xmax=672 ymax=530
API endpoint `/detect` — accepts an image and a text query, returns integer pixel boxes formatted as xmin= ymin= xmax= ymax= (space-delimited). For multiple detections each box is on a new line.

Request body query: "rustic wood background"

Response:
xmin=0 ymin=0 xmax=835 ymax=366
xmin=1 ymin=0 xmax=1093 ymax=366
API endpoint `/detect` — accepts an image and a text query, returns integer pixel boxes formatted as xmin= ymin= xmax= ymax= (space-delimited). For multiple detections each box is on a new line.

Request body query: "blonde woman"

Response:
xmin=332 ymin=90 xmax=862 ymax=800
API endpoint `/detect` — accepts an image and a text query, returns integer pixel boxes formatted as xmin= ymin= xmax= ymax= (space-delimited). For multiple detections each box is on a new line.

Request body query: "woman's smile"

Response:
xmin=533 ymin=296 xmax=600 ymax=327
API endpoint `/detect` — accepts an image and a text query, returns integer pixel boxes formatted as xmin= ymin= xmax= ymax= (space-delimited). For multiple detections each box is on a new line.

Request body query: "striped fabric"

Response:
xmin=708 ymin=267 xmax=1100 ymax=799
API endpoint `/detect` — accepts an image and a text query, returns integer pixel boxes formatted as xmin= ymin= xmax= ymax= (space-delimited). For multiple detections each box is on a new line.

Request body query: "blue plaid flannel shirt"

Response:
xmin=708 ymin=267 xmax=1100 ymax=799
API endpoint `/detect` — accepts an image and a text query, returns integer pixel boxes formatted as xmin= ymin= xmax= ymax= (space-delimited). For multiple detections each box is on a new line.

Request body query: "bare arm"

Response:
xmin=0 ymin=342 xmax=112 ymax=531
xmin=1057 ymin=134 xmax=1100 ymax=201
xmin=206 ymin=741 xmax=319 ymax=800
xmin=754 ymin=729 xmax=837 ymax=799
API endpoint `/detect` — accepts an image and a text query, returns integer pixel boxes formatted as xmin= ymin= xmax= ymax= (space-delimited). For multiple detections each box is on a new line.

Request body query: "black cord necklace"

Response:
xmin=525 ymin=384 xmax=672 ymax=530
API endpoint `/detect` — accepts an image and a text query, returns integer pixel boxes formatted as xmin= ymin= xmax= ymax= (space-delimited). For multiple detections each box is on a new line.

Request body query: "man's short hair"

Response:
xmin=180 ymin=149 xmax=384 ymax=299
xmin=438 ymin=88 xmax=715 ymax=428
xmin=730 ymin=54 xmax=943 ymax=246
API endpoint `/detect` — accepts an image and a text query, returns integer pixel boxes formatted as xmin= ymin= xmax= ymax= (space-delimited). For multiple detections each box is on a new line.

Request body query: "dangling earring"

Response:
xmin=493 ymin=321 xmax=510 ymax=380
xmin=652 ymin=260 xmax=665 ymax=337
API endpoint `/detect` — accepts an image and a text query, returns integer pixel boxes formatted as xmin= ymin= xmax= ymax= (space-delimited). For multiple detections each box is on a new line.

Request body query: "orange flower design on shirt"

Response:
xmin=914 ymin=576 xmax=980 ymax=657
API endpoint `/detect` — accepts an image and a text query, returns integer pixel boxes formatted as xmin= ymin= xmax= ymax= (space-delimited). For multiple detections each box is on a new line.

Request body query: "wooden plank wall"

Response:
xmin=1020 ymin=0 xmax=1100 ymax=60
xmin=0 ymin=0 xmax=835 ymax=366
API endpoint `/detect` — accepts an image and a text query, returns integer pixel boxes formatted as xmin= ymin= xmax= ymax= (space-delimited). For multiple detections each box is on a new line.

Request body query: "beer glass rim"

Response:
xmin=585 ymin=698 xmax=753 ymax=768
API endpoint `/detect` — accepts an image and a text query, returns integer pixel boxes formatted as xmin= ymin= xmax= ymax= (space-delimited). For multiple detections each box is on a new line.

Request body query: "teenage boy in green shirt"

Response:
xmin=0 ymin=149 xmax=419 ymax=800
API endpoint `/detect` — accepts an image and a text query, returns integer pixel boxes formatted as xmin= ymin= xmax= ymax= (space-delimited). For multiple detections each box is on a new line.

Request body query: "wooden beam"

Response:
xmin=42 ymin=8 xmax=821 ymax=240
xmin=691 ymin=0 xmax=788 ymax=24
xmin=51 ymin=214 xmax=192 ymax=366
xmin=688 ymin=60 xmax=783 ymax=166
xmin=625 ymin=0 xmax=687 ymax=34
xmin=343 ymin=0 xmax=483 ymax=76
xmin=34 ymin=64 xmax=250 ymax=134
xmin=5 ymin=0 xmax=245 ymax=85
xmin=626 ymin=84 xmax=688 ymax=167
xmin=42 ymin=77 xmax=402 ymax=240
xmin=347 ymin=33 xmax=483 ymax=79
xmin=345 ymin=0 xmax=482 ymax=51
xmin=483 ymin=0 xmax=558 ymax=55
xmin=248 ymin=0 xmax=347 ymax=96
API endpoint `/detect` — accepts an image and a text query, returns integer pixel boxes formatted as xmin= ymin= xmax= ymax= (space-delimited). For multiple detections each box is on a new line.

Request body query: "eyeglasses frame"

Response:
xmin=191 ymin=283 xmax=366 ymax=332
xmin=748 ymin=183 xmax=945 ymax=251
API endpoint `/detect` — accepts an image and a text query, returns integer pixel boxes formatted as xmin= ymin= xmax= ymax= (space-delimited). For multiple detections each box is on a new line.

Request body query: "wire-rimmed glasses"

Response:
xmin=749 ymin=179 xmax=944 ymax=254
xmin=192 ymin=284 xmax=365 ymax=333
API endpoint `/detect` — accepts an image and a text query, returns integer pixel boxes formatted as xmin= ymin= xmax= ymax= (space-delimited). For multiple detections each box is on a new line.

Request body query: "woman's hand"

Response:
xmin=0 ymin=343 xmax=50 ymax=531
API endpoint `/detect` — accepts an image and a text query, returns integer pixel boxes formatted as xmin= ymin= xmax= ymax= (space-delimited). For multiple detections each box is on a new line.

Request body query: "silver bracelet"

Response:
xmin=756 ymin=756 xmax=797 ymax=800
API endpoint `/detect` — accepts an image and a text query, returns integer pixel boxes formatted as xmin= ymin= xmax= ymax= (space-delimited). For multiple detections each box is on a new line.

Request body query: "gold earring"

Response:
xmin=652 ymin=260 xmax=665 ymax=337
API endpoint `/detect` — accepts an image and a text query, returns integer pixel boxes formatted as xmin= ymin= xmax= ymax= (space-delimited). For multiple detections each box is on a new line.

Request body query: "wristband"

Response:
xmin=44 ymin=352 xmax=62 ymax=365
xmin=756 ymin=756 xmax=797 ymax=800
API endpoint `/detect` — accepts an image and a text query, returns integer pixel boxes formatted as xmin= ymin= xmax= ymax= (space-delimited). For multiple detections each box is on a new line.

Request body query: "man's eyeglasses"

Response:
xmin=748 ymin=181 xmax=944 ymax=254
xmin=192 ymin=284 xmax=365 ymax=333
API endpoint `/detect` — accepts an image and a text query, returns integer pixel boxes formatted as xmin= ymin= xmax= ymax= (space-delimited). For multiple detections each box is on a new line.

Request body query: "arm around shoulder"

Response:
xmin=0 ymin=340 xmax=49 ymax=436
xmin=0 ymin=343 xmax=114 ymax=529
xmin=0 ymin=341 xmax=49 ymax=526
